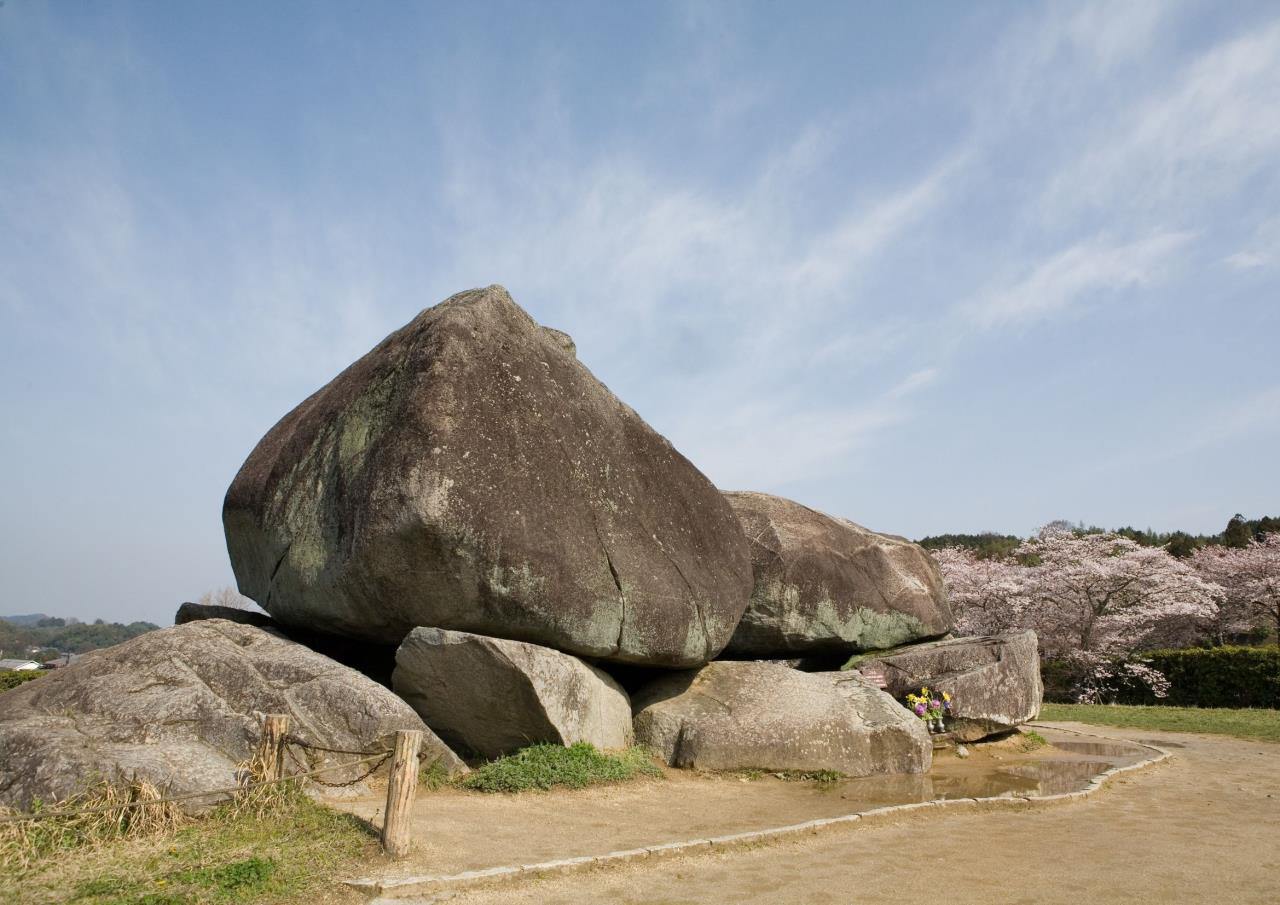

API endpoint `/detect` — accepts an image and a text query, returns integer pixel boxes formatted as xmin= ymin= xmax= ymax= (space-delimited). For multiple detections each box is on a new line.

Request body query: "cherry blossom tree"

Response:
xmin=1014 ymin=527 xmax=1221 ymax=662
xmin=931 ymin=527 xmax=1222 ymax=702
xmin=196 ymin=586 xmax=257 ymax=610
xmin=1190 ymin=535 xmax=1280 ymax=641
xmin=929 ymin=546 xmax=1028 ymax=636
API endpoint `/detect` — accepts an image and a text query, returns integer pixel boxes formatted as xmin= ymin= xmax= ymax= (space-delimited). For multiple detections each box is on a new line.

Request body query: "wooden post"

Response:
xmin=257 ymin=714 xmax=291 ymax=782
xmin=381 ymin=729 xmax=422 ymax=858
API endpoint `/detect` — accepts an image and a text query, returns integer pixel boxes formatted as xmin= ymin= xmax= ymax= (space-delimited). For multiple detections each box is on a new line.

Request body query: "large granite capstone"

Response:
xmin=223 ymin=286 xmax=753 ymax=667
xmin=632 ymin=661 xmax=931 ymax=776
xmin=0 ymin=620 xmax=464 ymax=811
xmin=393 ymin=627 xmax=633 ymax=759
xmin=847 ymin=630 xmax=1043 ymax=741
xmin=721 ymin=491 xmax=952 ymax=657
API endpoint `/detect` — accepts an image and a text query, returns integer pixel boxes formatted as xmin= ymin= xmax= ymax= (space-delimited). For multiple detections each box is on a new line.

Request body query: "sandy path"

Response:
xmin=418 ymin=724 xmax=1280 ymax=905
xmin=342 ymin=727 xmax=1130 ymax=882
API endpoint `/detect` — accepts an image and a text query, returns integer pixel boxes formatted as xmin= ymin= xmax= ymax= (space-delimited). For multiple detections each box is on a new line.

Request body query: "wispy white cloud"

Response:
xmin=969 ymin=0 xmax=1177 ymax=128
xmin=1223 ymin=218 xmax=1280 ymax=271
xmin=678 ymin=386 xmax=916 ymax=491
xmin=887 ymin=367 xmax=940 ymax=399
xmin=1043 ymin=19 xmax=1280 ymax=219
xmin=962 ymin=231 xmax=1196 ymax=328
xmin=787 ymin=157 xmax=964 ymax=299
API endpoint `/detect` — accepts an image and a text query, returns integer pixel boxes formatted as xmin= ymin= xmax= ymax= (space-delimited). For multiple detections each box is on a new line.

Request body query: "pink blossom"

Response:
xmin=930 ymin=527 xmax=1224 ymax=701
xmin=1189 ymin=535 xmax=1280 ymax=641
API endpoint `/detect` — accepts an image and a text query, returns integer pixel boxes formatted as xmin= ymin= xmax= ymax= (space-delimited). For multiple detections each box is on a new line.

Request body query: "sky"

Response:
xmin=2 ymin=1 xmax=1278 ymax=625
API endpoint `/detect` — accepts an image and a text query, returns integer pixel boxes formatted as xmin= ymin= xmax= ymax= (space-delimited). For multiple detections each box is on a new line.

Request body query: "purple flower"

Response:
xmin=913 ymin=703 xmax=926 ymax=716
xmin=930 ymin=699 xmax=941 ymax=710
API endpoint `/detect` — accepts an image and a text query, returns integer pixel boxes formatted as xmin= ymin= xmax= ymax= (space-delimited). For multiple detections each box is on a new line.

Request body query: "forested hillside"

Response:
xmin=919 ymin=513 xmax=1279 ymax=558
xmin=0 ymin=615 xmax=158 ymax=659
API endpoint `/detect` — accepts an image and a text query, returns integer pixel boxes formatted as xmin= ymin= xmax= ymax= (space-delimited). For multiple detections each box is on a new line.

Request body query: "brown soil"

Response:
xmin=339 ymin=729 xmax=1099 ymax=883
xmin=358 ymin=723 xmax=1280 ymax=904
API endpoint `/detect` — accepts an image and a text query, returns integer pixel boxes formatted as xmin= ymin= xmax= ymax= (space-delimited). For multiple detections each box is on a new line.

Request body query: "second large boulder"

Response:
xmin=721 ymin=492 xmax=952 ymax=657
xmin=847 ymin=630 xmax=1043 ymax=741
xmin=0 ymin=620 xmax=464 ymax=811
xmin=393 ymin=627 xmax=634 ymax=759
xmin=632 ymin=661 xmax=931 ymax=776
xmin=223 ymin=286 xmax=753 ymax=667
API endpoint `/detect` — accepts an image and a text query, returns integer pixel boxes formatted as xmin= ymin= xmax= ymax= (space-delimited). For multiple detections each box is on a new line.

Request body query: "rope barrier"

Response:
xmin=0 ymin=750 xmax=390 ymax=825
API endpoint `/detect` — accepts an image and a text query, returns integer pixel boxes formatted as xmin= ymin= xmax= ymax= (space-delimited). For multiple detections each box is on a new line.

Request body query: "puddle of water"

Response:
xmin=812 ymin=731 xmax=1150 ymax=809
xmin=1048 ymin=740 xmax=1138 ymax=758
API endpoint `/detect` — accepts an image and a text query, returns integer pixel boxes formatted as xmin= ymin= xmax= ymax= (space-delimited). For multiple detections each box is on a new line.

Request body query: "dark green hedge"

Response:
xmin=1115 ymin=646 xmax=1279 ymax=709
xmin=1040 ymin=658 xmax=1084 ymax=704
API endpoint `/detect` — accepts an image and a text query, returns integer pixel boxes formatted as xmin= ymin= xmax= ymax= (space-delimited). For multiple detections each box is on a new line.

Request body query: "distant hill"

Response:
xmin=0 ymin=616 xmax=158 ymax=660
xmin=0 ymin=614 xmax=52 ymax=627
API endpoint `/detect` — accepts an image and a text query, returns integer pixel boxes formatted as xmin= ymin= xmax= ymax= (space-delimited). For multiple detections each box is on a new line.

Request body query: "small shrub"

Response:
xmin=1017 ymin=730 xmax=1048 ymax=751
xmin=418 ymin=759 xmax=453 ymax=791
xmin=0 ymin=669 xmax=45 ymax=693
xmin=460 ymin=743 xmax=661 ymax=793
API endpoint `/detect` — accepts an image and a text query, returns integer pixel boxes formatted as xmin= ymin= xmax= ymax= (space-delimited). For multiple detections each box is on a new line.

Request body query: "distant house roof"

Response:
xmin=0 ymin=659 xmax=41 ymax=671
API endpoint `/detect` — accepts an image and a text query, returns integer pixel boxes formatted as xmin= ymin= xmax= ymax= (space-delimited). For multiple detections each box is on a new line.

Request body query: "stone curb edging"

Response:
xmin=347 ymin=727 xmax=1172 ymax=899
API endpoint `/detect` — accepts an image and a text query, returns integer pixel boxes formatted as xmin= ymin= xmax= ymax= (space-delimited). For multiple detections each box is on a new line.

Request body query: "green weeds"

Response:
xmin=459 ymin=743 xmax=661 ymax=793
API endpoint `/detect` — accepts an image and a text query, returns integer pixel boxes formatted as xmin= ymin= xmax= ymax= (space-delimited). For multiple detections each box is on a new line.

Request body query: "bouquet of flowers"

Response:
xmin=904 ymin=686 xmax=952 ymax=732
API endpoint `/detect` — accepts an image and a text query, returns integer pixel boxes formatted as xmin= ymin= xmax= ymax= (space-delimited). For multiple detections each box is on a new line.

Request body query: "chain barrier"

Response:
xmin=281 ymin=733 xmax=387 ymax=758
xmin=284 ymin=741 xmax=392 ymax=788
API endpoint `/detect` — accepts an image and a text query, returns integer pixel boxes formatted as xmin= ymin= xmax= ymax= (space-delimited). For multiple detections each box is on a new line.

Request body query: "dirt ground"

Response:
xmin=365 ymin=723 xmax=1280 ymax=905
xmin=339 ymin=727 xmax=1126 ymax=882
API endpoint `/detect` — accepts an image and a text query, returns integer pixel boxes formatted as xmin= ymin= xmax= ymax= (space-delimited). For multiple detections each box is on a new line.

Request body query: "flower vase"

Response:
xmin=933 ymin=717 xmax=946 ymax=734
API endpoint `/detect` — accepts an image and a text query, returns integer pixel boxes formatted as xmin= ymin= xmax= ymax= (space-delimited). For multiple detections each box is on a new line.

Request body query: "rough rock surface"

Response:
xmin=223 ymin=285 xmax=753 ymax=667
xmin=174 ymin=602 xmax=399 ymax=687
xmin=0 ymin=620 xmax=464 ymax=811
xmin=632 ymin=661 xmax=931 ymax=775
xmin=393 ymin=627 xmax=633 ymax=759
xmin=722 ymin=492 xmax=952 ymax=657
xmin=848 ymin=630 xmax=1043 ymax=741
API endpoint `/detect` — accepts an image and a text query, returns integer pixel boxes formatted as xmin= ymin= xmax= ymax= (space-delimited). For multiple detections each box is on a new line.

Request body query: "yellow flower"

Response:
xmin=942 ymin=692 xmax=951 ymax=702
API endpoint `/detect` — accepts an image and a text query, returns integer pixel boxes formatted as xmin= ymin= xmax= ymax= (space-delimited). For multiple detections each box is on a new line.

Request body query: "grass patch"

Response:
xmin=1040 ymin=703 xmax=1280 ymax=743
xmin=417 ymin=759 xmax=454 ymax=791
xmin=3 ymin=782 xmax=377 ymax=904
xmin=1016 ymin=729 xmax=1049 ymax=752
xmin=459 ymin=743 xmax=662 ymax=793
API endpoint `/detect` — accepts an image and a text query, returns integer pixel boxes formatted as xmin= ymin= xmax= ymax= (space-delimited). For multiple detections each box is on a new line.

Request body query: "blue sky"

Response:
xmin=2 ymin=1 xmax=1278 ymax=625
